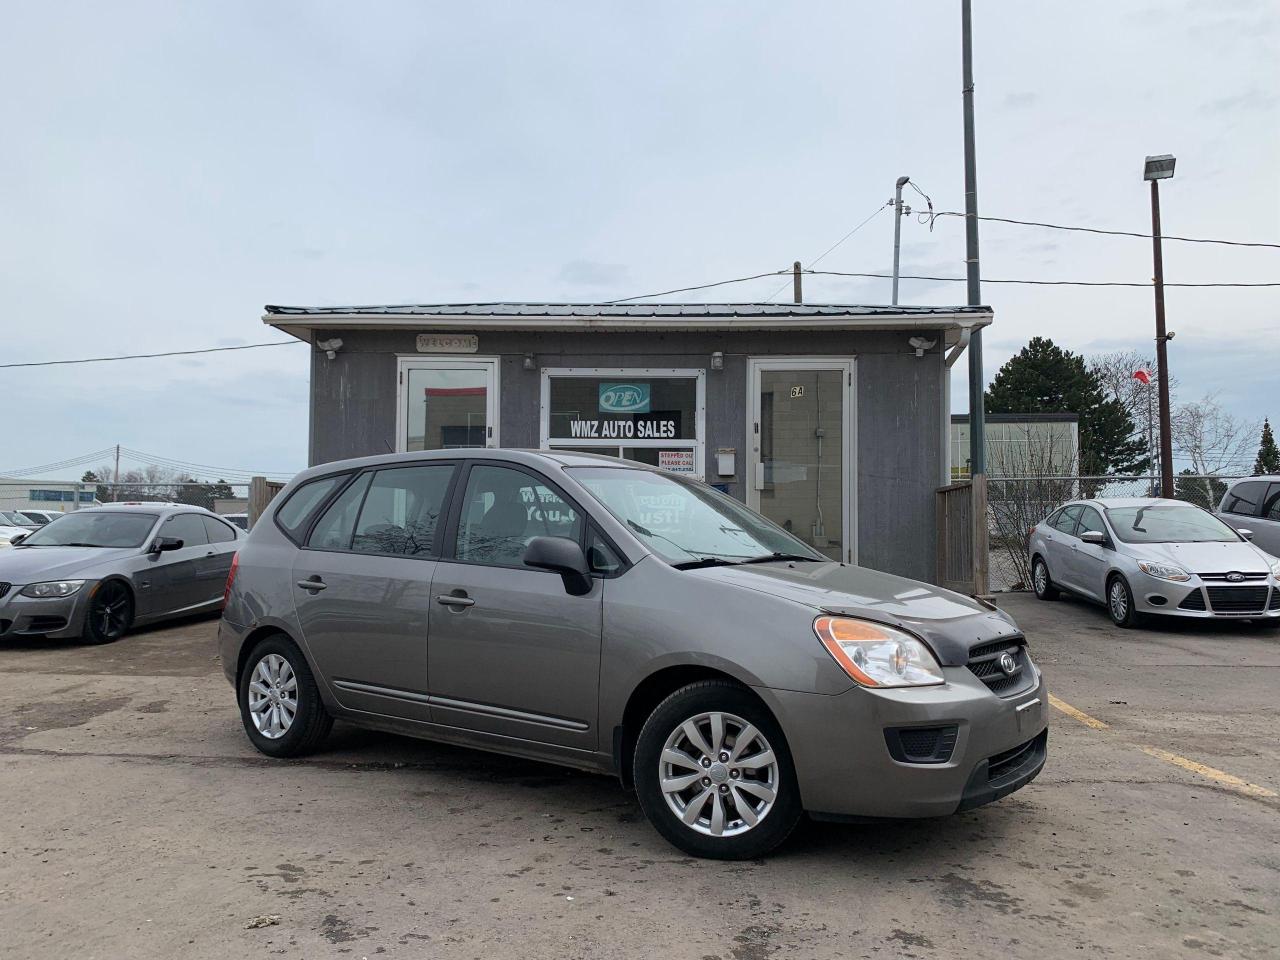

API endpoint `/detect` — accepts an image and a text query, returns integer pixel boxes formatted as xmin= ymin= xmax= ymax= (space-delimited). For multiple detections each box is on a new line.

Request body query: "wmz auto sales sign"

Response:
xmin=568 ymin=418 xmax=677 ymax=439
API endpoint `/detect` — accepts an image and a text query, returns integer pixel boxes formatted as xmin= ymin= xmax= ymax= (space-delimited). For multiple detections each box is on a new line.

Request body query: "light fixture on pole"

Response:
xmin=1143 ymin=153 xmax=1176 ymax=499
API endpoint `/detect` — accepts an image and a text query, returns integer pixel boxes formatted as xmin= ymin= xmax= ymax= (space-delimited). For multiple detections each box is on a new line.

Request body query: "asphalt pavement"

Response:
xmin=1 ymin=593 xmax=1277 ymax=959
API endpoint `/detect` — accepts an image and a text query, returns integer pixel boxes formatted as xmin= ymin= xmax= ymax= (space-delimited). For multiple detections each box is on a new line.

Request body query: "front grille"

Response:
xmin=1199 ymin=572 xmax=1268 ymax=582
xmin=1178 ymin=589 xmax=1207 ymax=611
xmin=1271 ymin=590 xmax=1280 ymax=611
xmin=0 ymin=582 xmax=10 ymax=600
xmin=1206 ymin=586 xmax=1269 ymax=615
xmin=987 ymin=734 xmax=1041 ymax=784
xmin=885 ymin=725 xmax=958 ymax=764
xmin=967 ymin=636 xmax=1033 ymax=697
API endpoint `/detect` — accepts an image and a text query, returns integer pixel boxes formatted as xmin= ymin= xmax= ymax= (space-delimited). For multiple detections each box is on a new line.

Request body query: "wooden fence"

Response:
xmin=936 ymin=475 xmax=989 ymax=597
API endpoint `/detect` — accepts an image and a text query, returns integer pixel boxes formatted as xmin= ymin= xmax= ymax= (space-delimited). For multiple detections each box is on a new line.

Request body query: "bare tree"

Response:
xmin=1171 ymin=394 xmax=1258 ymax=503
xmin=1088 ymin=349 xmax=1176 ymax=421
xmin=986 ymin=432 xmax=1080 ymax=591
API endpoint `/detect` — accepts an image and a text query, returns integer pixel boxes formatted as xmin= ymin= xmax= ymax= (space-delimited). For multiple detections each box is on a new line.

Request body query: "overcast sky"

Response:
xmin=2 ymin=1 xmax=1276 ymax=482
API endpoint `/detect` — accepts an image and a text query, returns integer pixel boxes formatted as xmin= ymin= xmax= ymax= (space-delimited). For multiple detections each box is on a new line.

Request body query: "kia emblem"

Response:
xmin=998 ymin=652 xmax=1018 ymax=676
xmin=1226 ymin=572 xmax=1245 ymax=583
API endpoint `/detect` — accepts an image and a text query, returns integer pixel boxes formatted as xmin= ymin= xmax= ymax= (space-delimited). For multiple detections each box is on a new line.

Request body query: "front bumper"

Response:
xmin=759 ymin=666 xmax=1048 ymax=819
xmin=1132 ymin=578 xmax=1280 ymax=619
xmin=0 ymin=582 xmax=95 ymax=639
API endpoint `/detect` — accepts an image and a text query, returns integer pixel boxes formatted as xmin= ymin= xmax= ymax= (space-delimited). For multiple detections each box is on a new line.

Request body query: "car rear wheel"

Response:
xmin=238 ymin=634 xmax=332 ymax=757
xmin=1107 ymin=575 xmax=1142 ymax=629
xmin=83 ymin=581 xmax=133 ymax=644
xmin=1032 ymin=557 xmax=1060 ymax=601
xmin=632 ymin=681 xmax=802 ymax=860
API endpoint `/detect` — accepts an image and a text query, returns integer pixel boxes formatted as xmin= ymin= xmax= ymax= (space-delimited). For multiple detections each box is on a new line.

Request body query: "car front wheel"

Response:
xmin=633 ymin=681 xmax=802 ymax=860
xmin=1107 ymin=575 xmax=1143 ymax=629
xmin=83 ymin=580 xmax=133 ymax=644
xmin=238 ymin=634 xmax=333 ymax=757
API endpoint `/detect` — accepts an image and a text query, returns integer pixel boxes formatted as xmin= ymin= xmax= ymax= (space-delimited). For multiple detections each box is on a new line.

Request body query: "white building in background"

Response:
xmin=950 ymin=413 xmax=1080 ymax=480
xmin=0 ymin=478 xmax=97 ymax=513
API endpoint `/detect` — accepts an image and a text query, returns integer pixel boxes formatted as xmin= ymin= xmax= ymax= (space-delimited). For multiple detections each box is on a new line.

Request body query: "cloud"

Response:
xmin=1198 ymin=89 xmax=1278 ymax=115
xmin=1001 ymin=91 xmax=1039 ymax=109
xmin=556 ymin=260 xmax=631 ymax=287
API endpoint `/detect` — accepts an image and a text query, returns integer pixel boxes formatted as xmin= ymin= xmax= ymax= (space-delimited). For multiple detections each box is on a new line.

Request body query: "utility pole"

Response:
xmin=1145 ymin=157 xmax=1177 ymax=498
xmin=113 ymin=444 xmax=120 ymax=502
xmin=792 ymin=261 xmax=803 ymax=304
xmin=892 ymin=176 xmax=910 ymax=305
xmin=961 ymin=0 xmax=988 ymax=595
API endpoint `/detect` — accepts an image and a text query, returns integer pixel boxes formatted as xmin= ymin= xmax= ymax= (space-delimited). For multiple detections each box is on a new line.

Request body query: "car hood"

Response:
xmin=689 ymin=561 xmax=1022 ymax=667
xmin=1123 ymin=539 xmax=1272 ymax=574
xmin=0 ymin=545 xmax=137 ymax=583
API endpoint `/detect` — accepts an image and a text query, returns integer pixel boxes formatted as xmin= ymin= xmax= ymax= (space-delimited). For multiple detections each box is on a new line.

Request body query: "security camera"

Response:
xmin=317 ymin=337 xmax=344 ymax=359
xmin=908 ymin=336 xmax=937 ymax=357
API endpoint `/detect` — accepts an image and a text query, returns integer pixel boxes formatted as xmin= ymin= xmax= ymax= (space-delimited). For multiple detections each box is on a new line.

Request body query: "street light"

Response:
xmin=1144 ymin=153 xmax=1176 ymax=498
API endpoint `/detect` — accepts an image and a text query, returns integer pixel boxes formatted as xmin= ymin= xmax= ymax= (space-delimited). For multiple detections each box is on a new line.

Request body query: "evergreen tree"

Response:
xmin=1253 ymin=418 xmax=1280 ymax=476
xmin=985 ymin=337 xmax=1149 ymax=476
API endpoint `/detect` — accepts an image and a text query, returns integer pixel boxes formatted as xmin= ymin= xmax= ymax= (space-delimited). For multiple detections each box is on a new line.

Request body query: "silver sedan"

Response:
xmin=0 ymin=504 xmax=242 ymax=644
xmin=1029 ymin=497 xmax=1280 ymax=627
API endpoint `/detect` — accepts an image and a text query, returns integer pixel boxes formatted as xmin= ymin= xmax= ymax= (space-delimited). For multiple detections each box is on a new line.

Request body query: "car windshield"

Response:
xmin=1104 ymin=504 xmax=1240 ymax=544
xmin=1 ymin=511 xmax=29 ymax=525
xmin=570 ymin=466 xmax=823 ymax=565
xmin=20 ymin=511 xmax=157 ymax=548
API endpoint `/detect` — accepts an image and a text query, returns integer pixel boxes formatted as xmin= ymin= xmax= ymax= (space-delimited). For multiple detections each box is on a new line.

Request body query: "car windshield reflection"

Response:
xmin=19 ymin=512 xmax=157 ymax=548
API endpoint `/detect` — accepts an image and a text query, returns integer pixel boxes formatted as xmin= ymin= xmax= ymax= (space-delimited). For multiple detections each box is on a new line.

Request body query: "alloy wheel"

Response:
xmin=1110 ymin=580 xmax=1129 ymax=621
xmin=1034 ymin=562 xmax=1048 ymax=596
xmin=247 ymin=653 xmax=298 ymax=739
xmin=91 ymin=583 xmax=130 ymax=641
xmin=659 ymin=711 xmax=779 ymax=838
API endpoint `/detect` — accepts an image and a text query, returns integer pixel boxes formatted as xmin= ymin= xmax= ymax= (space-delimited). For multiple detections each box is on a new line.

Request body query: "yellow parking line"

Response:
xmin=1049 ymin=693 xmax=1277 ymax=800
xmin=1138 ymin=746 xmax=1277 ymax=799
xmin=1047 ymin=694 xmax=1110 ymax=730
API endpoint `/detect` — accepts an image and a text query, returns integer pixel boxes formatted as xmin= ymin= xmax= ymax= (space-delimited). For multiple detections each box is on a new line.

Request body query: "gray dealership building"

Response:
xmin=265 ymin=302 xmax=991 ymax=583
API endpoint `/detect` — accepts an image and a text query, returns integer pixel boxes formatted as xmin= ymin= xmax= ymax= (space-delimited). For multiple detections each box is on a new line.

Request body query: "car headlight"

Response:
xmin=813 ymin=616 xmax=945 ymax=688
xmin=20 ymin=580 xmax=87 ymax=599
xmin=1136 ymin=560 xmax=1191 ymax=582
xmin=1270 ymin=558 xmax=1280 ymax=579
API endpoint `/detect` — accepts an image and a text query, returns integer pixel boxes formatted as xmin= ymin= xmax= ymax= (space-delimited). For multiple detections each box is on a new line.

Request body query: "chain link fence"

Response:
xmin=986 ymin=474 xmax=1247 ymax=591
xmin=1 ymin=481 xmax=251 ymax=518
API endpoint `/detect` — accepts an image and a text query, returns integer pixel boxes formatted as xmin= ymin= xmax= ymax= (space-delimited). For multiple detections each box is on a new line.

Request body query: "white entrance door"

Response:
xmin=747 ymin=359 xmax=855 ymax=563
xmin=396 ymin=357 xmax=500 ymax=453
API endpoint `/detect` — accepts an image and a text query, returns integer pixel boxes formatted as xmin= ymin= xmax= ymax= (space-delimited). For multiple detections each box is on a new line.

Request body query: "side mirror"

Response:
xmin=1237 ymin=528 xmax=1255 ymax=541
xmin=1079 ymin=530 xmax=1107 ymax=546
xmin=9 ymin=533 xmax=26 ymax=546
xmin=150 ymin=537 xmax=184 ymax=554
xmin=523 ymin=536 xmax=592 ymax=596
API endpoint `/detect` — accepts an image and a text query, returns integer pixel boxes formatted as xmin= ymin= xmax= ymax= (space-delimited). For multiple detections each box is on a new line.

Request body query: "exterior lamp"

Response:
xmin=1143 ymin=155 xmax=1176 ymax=180
xmin=710 ymin=351 xmax=724 ymax=371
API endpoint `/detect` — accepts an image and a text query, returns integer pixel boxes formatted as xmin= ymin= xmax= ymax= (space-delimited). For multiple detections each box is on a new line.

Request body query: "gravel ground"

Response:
xmin=1 ymin=594 xmax=1277 ymax=959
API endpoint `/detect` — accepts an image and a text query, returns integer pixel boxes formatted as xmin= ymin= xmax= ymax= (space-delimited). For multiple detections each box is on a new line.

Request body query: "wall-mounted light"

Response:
xmin=710 ymin=351 xmax=724 ymax=371
xmin=523 ymin=353 xmax=536 ymax=371
xmin=908 ymin=336 xmax=936 ymax=358
xmin=317 ymin=337 xmax=344 ymax=360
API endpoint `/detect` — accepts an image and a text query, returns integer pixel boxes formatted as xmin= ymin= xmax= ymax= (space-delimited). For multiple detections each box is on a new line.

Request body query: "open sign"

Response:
xmin=599 ymin=382 xmax=650 ymax=414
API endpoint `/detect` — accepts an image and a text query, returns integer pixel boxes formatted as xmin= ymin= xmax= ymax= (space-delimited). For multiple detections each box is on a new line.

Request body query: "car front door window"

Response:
xmin=454 ymin=465 xmax=583 ymax=566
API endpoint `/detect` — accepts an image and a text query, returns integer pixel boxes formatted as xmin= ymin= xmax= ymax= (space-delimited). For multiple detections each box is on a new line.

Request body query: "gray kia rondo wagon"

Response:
xmin=220 ymin=449 xmax=1047 ymax=859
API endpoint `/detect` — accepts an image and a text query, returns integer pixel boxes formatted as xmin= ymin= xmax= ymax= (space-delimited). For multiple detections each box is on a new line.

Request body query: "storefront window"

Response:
xmin=542 ymin=371 xmax=704 ymax=478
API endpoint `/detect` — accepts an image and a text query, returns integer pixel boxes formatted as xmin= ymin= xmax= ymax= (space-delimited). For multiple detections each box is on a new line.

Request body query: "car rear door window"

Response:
xmin=276 ymin=474 xmax=346 ymax=542
xmin=454 ymin=464 xmax=583 ymax=567
xmin=351 ymin=465 xmax=455 ymax=556
xmin=164 ymin=513 xmax=209 ymax=547
xmin=1052 ymin=505 xmax=1083 ymax=534
xmin=307 ymin=473 xmax=373 ymax=551
xmin=1263 ymin=484 xmax=1280 ymax=522
xmin=203 ymin=516 xmax=237 ymax=544
xmin=1222 ymin=481 xmax=1265 ymax=517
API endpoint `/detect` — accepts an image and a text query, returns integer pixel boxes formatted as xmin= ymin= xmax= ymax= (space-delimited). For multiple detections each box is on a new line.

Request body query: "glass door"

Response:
xmin=397 ymin=358 xmax=499 ymax=453
xmin=748 ymin=360 xmax=854 ymax=563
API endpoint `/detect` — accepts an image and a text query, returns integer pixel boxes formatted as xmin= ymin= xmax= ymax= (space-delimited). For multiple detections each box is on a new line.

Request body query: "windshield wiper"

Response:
xmin=671 ymin=557 xmax=742 ymax=570
xmin=738 ymin=552 xmax=824 ymax=564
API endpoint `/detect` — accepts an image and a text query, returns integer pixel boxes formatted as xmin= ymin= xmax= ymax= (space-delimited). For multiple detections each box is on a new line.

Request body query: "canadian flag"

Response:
xmin=1132 ymin=367 xmax=1153 ymax=385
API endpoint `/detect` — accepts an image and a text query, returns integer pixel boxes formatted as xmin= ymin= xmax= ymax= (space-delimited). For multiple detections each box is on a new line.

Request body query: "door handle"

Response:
xmin=296 ymin=577 xmax=327 ymax=592
xmin=436 ymin=594 xmax=475 ymax=608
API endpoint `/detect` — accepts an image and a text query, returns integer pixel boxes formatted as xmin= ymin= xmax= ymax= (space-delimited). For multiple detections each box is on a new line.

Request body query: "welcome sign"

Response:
xmin=599 ymin=382 xmax=650 ymax=414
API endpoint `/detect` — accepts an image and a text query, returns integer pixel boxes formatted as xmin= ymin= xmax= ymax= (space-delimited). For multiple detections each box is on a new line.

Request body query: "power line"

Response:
xmin=807 ymin=269 xmax=1280 ymax=288
xmin=928 ymin=211 xmax=1280 ymax=249
xmin=765 ymin=201 xmax=893 ymax=301
xmin=1 ymin=448 xmax=119 ymax=478
xmin=121 ymin=447 xmax=294 ymax=480
xmin=0 ymin=340 xmax=305 ymax=370
xmin=605 ymin=271 xmax=790 ymax=304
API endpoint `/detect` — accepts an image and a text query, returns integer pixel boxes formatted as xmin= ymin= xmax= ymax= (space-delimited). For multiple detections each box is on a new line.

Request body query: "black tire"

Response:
xmin=238 ymin=634 xmax=333 ymax=758
xmin=83 ymin=580 xmax=134 ymax=644
xmin=1031 ymin=556 xmax=1060 ymax=601
xmin=632 ymin=680 xmax=802 ymax=860
xmin=1107 ymin=575 xmax=1143 ymax=629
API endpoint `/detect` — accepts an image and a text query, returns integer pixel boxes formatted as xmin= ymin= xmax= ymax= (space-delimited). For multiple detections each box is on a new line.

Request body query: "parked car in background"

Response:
xmin=223 ymin=512 xmax=249 ymax=531
xmin=0 ymin=505 xmax=242 ymax=644
xmin=0 ymin=513 xmax=34 ymax=548
xmin=0 ymin=510 xmax=39 ymax=530
xmin=1029 ymin=497 xmax=1280 ymax=627
xmin=1217 ymin=477 xmax=1280 ymax=558
xmin=221 ymin=449 xmax=1047 ymax=860
xmin=15 ymin=509 xmax=64 ymax=526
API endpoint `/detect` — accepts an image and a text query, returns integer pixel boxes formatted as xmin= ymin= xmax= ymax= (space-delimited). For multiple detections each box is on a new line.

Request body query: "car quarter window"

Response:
xmin=587 ymin=527 xmax=624 ymax=575
xmin=1223 ymin=481 xmax=1265 ymax=517
xmin=454 ymin=464 xmax=583 ymax=567
xmin=308 ymin=473 xmax=374 ymax=551
xmin=164 ymin=513 xmax=209 ymax=547
xmin=276 ymin=474 xmax=346 ymax=542
xmin=351 ymin=465 xmax=455 ymax=556
xmin=1052 ymin=505 xmax=1082 ymax=534
xmin=1076 ymin=507 xmax=1105 ymax=538
xmin=1263 ymin=483 xmax=1280 ymax=522
xmin=202 ymin=515 xmax=237 ymax=544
